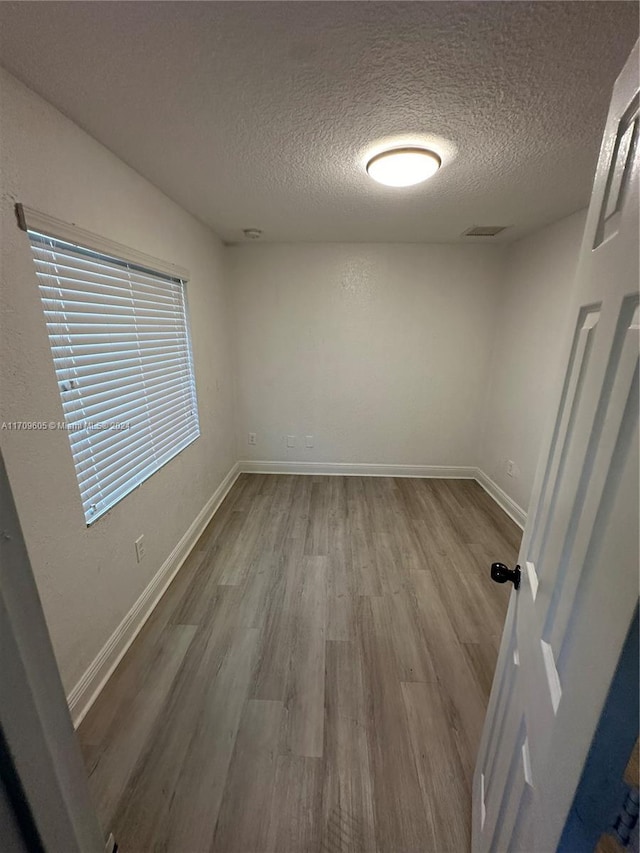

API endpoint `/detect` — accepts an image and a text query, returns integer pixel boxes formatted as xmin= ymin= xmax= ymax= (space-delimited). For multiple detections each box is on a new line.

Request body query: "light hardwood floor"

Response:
xmin=78 ymin=474 xmax=521 ymax=853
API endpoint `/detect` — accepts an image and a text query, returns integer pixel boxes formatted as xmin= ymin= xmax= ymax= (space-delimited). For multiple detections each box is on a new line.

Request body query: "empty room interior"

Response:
xmin=0 ymin=3 xmax=639 ymax=852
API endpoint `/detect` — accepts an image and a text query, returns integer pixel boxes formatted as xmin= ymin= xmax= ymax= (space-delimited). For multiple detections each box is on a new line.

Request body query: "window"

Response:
xmin=27 ymin=228 xmax=200 ymax=524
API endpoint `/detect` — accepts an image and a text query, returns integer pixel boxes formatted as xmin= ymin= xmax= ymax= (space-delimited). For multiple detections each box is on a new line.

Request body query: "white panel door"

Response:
xmin=473 ymin=40 xmax=639 ymax=853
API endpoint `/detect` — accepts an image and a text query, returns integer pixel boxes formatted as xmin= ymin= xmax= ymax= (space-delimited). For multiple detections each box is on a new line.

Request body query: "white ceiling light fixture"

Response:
xmin=366 ymin=147 xmax=441 ymax=187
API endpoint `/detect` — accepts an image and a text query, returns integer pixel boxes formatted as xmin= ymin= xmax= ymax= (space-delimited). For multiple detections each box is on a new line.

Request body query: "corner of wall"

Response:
xmin=476 ymin=244 xmax=510 ymax=473
xmin=475 ymin=209 xmax=588 ymax=518
xmin=222 ymin=247 xmax=241 ymax=464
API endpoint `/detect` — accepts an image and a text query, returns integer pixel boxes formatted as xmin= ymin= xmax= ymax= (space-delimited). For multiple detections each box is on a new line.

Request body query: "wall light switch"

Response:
xmin=305 ymin=435 xmax=314 ymax=448
xmin=286 ymin=435 xmax=296 ymax=448
xmin=248 ymin=432 xmax=257 ymax=445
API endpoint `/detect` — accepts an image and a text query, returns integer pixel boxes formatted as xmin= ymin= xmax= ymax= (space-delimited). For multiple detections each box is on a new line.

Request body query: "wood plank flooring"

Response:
xmin=78 ymin=474 xmax=520 ymax=853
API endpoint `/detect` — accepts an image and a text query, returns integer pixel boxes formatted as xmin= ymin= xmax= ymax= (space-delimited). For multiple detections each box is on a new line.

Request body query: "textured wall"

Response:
xmin=229 ymin=243 xmax=503 ymax=467
xmin=480 ymin=209 xmax=587 ymax=513
xmin=0 ymin=69 xmax=236 ymax=693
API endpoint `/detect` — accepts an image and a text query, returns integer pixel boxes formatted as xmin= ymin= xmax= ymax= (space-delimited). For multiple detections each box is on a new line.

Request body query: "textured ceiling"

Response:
xmin=0 ymin=2 xmax=637 ymax=244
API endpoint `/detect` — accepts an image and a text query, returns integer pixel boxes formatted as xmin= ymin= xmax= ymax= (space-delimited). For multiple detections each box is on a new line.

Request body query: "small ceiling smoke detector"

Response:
xmin=463 ymin=226 xmax=508 ymax=237
xmin=243 ymin=228 xmax=263 ymax=240
xmin=366 ymin=147 xmax=441 ymax=187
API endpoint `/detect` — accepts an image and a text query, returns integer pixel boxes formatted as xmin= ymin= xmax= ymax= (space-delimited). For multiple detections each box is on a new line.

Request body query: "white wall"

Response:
xmin=480 ymin=210 xmax=587 ymax=514
xmin=229 ymin=218 xmax=586 ymax=515
xmin=0 ymin=69 xmax=236 ymax=694
xmin=228 ymin=243 xmax=504 ymax=467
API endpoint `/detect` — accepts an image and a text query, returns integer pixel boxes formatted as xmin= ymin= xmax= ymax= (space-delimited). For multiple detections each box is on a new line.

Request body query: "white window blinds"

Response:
xmin=28 ymin=230 xmax=200 ymax=524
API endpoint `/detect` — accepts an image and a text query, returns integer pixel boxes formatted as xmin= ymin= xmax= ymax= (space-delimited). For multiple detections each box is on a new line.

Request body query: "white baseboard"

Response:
xmin=239 ymin=460 xmax=526 ymax=528
xmin=474 ymin=469 xmax=527 ymax=530
xmin=238 ymin=460 xmax=477 ymax=479
xmin=67 ymin=462 xmax=241 ymax=728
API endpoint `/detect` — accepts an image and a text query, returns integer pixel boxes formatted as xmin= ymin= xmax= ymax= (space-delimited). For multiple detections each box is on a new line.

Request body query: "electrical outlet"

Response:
xmin=506 ymin=460 xmax=515 ymax=477
xmin=286 ymin=435 xmax=296 ymax=448
xmin=248 ymin=432 xmax=257 ymax=445
xmin=135 ymin=535 xmax=146 ymax=563
xmin=305 ymin=435 xmax=314 ymax=448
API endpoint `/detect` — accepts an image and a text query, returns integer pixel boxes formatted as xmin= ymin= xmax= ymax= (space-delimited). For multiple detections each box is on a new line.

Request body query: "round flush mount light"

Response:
xmin=366 ymin=147 xmax=441 ymax=187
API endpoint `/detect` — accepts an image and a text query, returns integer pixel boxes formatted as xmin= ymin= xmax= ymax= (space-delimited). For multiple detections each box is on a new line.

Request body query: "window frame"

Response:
xmin=18 ymin=204 xmax=200 ymax=526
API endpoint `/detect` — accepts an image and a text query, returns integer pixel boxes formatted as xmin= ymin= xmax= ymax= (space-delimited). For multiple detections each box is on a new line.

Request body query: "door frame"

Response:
xmin=0 ymin=450 xmax=107 ymax=852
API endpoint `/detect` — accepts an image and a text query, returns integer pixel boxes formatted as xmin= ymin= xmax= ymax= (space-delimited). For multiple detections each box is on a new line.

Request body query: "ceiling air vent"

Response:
xmin=463 ymin=225 xmax=508 ymax=237
xmin=242 ymin=228 xmax=263 ymax=240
